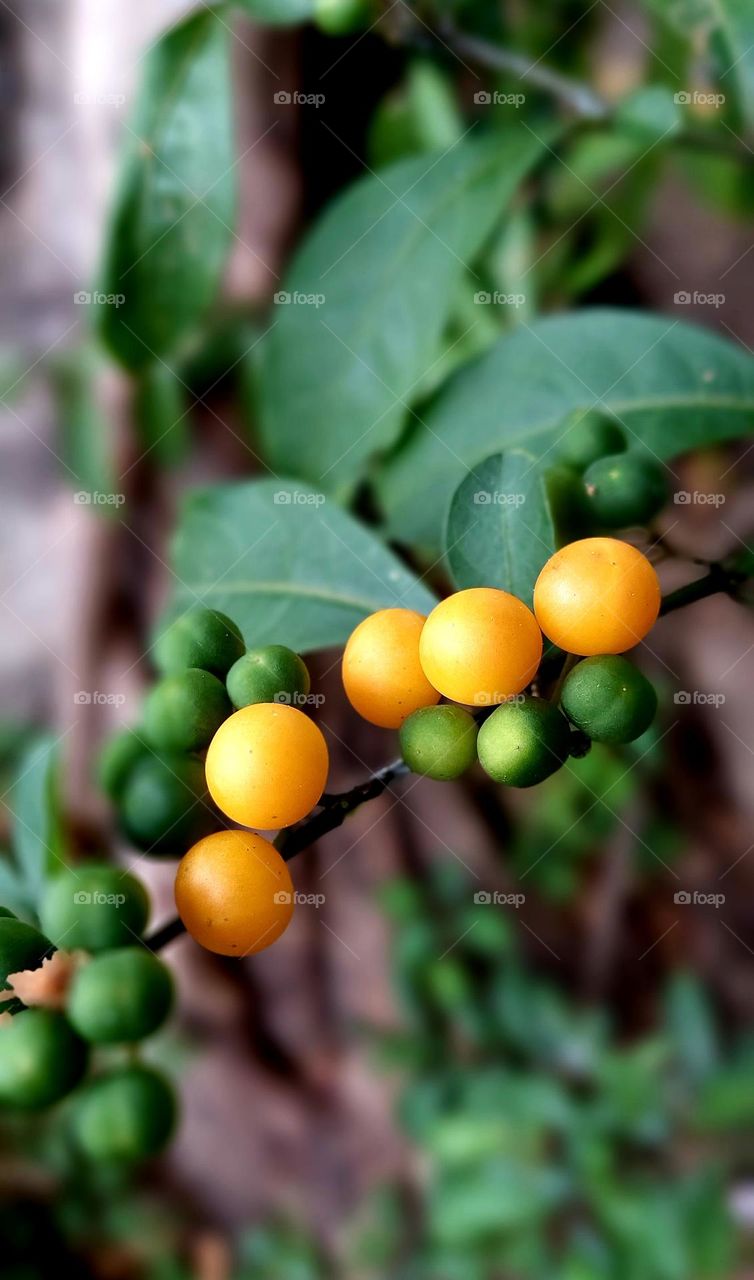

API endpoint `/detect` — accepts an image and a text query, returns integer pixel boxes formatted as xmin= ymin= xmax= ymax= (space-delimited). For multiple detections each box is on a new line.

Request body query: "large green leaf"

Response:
xmin=97 ymin=11 xmax=235 ymax=371
xmin=165 ymin=478 xmax=436 ymax=652
xmin=714 ymin=0 xmax=754 ymax=126
xmin=446 ymin=450 xmax=555 ymax=605
xmin=378 ymin=309 xmax=754 ymax=551
xmin=1 ymin=736 xmax=65 ymax=917
xmin=257 ymin=128 xmax=552 ymax=494
xmin=233 ymin=0 xmax=314 ymax=21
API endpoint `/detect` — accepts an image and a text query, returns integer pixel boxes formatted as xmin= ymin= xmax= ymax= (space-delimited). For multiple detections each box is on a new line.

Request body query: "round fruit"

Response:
xmin=153 ymin=607 xmax=244 ymax=678
xmin=533 ymin=537 xmax=661 ymax=656
xmin=119 ymin=754 xmax=216 ymax=856
xmin=342 ymin=609 xmax=440 ymax=729
xmin=477 ymin=695 xmax=572 ymax=787
xmin=206 ymin=703 xmax=329 ymax=829
xmin=399 ymin=705 xmax=478 ymax=780
xmin=227 ymin=646 xmax=311 ymax=711
xmin=97 ymin=727 xmax=147 ymax=802
xmin=557 ymin=409 xmax=626 ymax=472
xmin=419 ymin=589 xmax=542 ymax=706
xmin=67 ymin=948 xmax=173 ymax=1044
xmin=0 ymin=1010 xmax=88 ymax=1109
xmin=143 ymin=669 xmax=231 ymax=752
xmin=72 ymin=1065 xmax=176 ymax=1161
xmin=0 ymin=919 xmax=52 ymax=990
xmin=583 ymin=453 xmax=669 ymax=528
xmin=314 ymin=0 xmax=369 ymax=35
xmin=175 ymin=829 xmax=295 ymax=956
xmin=40 ymin=864 xmax=149 ymax=953
xmin=561 ymin=654 xmax=658 ymax=744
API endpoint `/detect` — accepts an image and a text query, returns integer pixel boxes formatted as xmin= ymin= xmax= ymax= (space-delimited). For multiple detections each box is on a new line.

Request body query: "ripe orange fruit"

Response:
xmin=418 ymin=588 xmax=542 ymax=705
xmin=205 ymin=703 xmax=328 ymax=829
xmin=533 ymin=537 xmax=661 ymax=655
xmin=175 ymin=829 xmax=294 ymax=956
xmin=342 ymin=608 xmax=440 ymax=728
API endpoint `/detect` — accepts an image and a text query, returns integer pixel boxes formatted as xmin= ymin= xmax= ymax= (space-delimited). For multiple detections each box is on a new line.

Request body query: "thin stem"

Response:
xmin=144 ymin=566 xmax=752 ymax=953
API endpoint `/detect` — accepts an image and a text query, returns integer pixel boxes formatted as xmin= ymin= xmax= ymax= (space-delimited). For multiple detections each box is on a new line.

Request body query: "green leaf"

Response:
xmin=97 ymin=11 xmax=235 ymax=371
xmin=52 ymin=348 xmax=117 ymax=501
xmin=134 ymin=363 xmax=190 ymax=467
xmin=257 ymin=128 xmax=553 ymax=495
xmin=614 ymin=85 xmax=682 ymax=141
xmin=164 ymin=477 xmax=436 ymax=653
xmin=713 ymin=0 xmax=754 ymax=127
xmin=663 ymin=970 xmax=719 ymax=1083
xmin=233 ymin=0 xmax=315 ymax=22
xmin=378 ymin=308 xmax=754 ymax=551
xmin=4 ymin=736 xmax=65 ymax=908
xmin=446 ymin=450 xmax=555 ymax=604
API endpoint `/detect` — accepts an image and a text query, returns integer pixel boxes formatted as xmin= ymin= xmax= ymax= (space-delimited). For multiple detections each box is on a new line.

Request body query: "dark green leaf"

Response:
xmin=97 ymin=11 xmax=235 ymax=370
xmin=4 ymin=736 xmax=65 ymax=908
xmin=713 ymin=0 xmax=754 ymax=127
xmin=446 ymin=449 xmax=555 ymax=604
xmin=165 ymin=477 xmax=436 ymax=653
xmin=257 ymin=129 xmax=553 ymax=495
xmin=52 ymin=348 xmax=117 ymax=501
xmin=134 ymin=363 xmax=190 ymax=466
xmin=378 ymin=309 xmax=754 ymax=551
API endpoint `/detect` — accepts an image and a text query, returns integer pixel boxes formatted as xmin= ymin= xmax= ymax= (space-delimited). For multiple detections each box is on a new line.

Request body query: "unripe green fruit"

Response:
xmin=583 ymin=453 xmax=669 ymax=527
xmin=40 ymin=865 xmax=149 ymax=953
xmin=153 ymin=608 xmax=244 ymax=678
xmin=226 ymin=646 xmax=311 ymax=711
xmin=477 ymin=695 xmax=571 ymax=787
xmin=0 ymin=1010 xmax=88 ymax=1109
xmin=558 ymin=410 xmax=626 ymax=473
xmin=314 ymin=0 xmax=369 ymax=35
xmin=561 ymin=654 xmax=658 ymax=744
xmin=144 ymin=669 xmax=231 ymax=752
xmin=0 ymin=919 xmax=52 ymax=991
xmin=72 ymin=1065 xmax=176 ymax=1161
xmin=399 ymin=705 xmax=478 ymax=780
xmin=119 ymin=754 xmax=215 ymax=856
xmin=68 ymin=947 xmax=173 ymax=1044
xmin=98 ymin=727 xmax=148 ymax=802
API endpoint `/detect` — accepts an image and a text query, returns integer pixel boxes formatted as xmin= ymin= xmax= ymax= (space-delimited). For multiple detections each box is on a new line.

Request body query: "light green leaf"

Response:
xmin=165 ymin=477 xmax=436 ymax=652
xmin=713 ymin=0 xmax=754 ymax=126
xmin=52 ymin=348 xmax=117 ymax=502
xmin=378 ymin=308 xmax=754 ymax=551
xmin=446 ymin=450 xmax=555 ymax=605
xmin=97 ymin=11 xmax=235 ymax=370
xmin=4 ymin=736 xmax=65 ymax=908
xmin=233 ymin=0 xmax=314 ymax=21
xmin=257 ymin=128 xmax=552 ymax=494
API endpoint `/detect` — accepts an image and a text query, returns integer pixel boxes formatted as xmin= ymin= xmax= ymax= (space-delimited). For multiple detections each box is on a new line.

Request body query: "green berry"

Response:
xmin=226 ymin=646 xmax=311 ymax=711
xmin=144 ymin=669 xmax=231 ymax=752
xmin=561 ymin=654 xmax=657 ymax=744
xmin=153 ymin=608 xmax=244 ymax=678
xmin=40 ymin=864 xmax=149 ymax=953
xmin=314 ymin=0 xmax=369 ymax=35
xmin=558 ymin=409 xmax=626 ymax=473
xmin=119 ymin=754 xmax=215 ymax=857
xmin=583 ymin=453 xmax=669 ymax=527
xmin=477 ymin=695 xmax=571 ymax=787
xmin=0 ymin=1010 xmax=88 ymax=1109
xmin=67 ymin=947 xmax=173 ymax=1044
xmin=71 ymin=1065 xmax=176 ymax=1161
xmin=0 ymin=918 xmax=52 ymax=991
xmin=98 ymin=727 xmax=148 ymax=802
xmin=399 ymin=705 xmax=478 ymax=780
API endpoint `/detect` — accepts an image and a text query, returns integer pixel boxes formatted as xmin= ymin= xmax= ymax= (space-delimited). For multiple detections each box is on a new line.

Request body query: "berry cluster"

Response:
xmin=557 ymin=408 xmax=669 ymax=530
xmin=0 ymin=870 xmax=175 ymax=1160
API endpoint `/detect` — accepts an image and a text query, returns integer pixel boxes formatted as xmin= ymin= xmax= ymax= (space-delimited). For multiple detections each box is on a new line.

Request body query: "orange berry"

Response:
xmin=419 ymin=588 xmax=542 ymax=705
xmin=205 ymin=703 xmax=328 ymax=829
xmin=175 ymin=829 xmax=294 ymax=956
xmin=533 ymin=537 xmax=661 ymax=655
xmin=342 ymin=608 xmax=440 ymax=728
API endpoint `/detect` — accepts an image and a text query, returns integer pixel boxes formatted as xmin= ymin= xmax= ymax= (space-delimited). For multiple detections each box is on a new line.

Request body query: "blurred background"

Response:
xmin=1 ymin=1 xmax=754 ymax=1277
